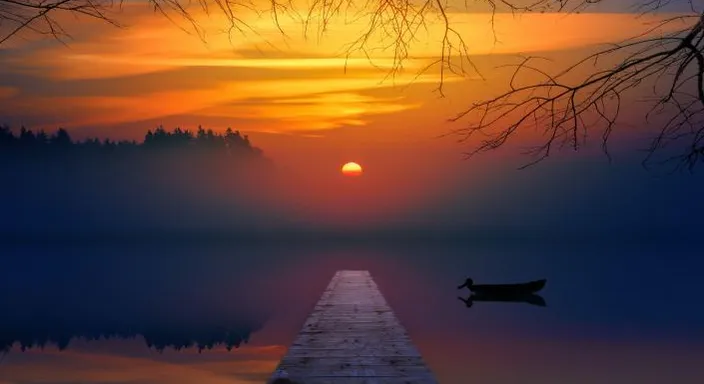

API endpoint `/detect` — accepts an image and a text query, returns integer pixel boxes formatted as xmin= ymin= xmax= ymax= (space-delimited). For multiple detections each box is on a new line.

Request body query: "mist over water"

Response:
xmin=2 ymin=143 xmax=703 ymax=241
xmin=2 ymin=126 xmax=703 ymax=383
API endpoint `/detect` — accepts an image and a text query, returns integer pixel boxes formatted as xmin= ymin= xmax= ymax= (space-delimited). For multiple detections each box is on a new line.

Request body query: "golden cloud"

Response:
xmin=0 ymin=86 xmax=17 ymax=99
xmin=0 ymin=6 xmax=688 ymax=135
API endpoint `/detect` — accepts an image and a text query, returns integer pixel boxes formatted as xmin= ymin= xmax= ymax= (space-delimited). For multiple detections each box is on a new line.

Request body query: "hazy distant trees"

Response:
xmin=0 ymin=125 xmax=263 ymax=158
xmin=0 ymin=124 xmax=272 ymax=237
xmin=143 ymin=126 xmax=257 ymax=154
xmin=0 ymin=325 xmax=260 ymax=352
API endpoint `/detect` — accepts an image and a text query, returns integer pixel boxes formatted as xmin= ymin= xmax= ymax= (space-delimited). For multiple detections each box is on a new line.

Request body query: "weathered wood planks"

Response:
xmin=269 ymin=270 xmax=438 ymax=384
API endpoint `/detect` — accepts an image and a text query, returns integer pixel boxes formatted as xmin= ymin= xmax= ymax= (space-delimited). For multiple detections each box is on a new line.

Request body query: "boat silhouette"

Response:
xmin=457 ymin=278 xmax=546 ymax=295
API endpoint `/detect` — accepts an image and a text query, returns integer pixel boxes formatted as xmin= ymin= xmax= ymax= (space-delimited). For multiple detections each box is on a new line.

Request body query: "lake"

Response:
xmin=1 ymin=240 xmax=702 ymax=383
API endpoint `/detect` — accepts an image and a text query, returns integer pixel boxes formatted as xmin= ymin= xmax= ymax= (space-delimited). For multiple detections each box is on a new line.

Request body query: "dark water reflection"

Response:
xmin=1 ymin=241 xmax=703 ymax=383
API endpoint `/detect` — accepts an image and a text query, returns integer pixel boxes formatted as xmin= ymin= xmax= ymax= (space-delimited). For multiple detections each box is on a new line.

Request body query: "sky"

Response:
xmin=1 ymin=0 xmax=703 ymax=234
xmin=2 ymin=1 xmax=695 ymax=139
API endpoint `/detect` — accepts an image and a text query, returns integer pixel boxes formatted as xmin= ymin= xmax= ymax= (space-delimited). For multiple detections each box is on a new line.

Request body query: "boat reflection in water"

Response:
xmin=457 ymin=293 xmax=547 ymax=308
xmin=457 ymin=278 xmax=547 ymax=308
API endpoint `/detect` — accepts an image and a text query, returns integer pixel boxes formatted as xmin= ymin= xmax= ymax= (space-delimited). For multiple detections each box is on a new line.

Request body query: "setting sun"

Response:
xmin=341 ymin=162 xmax=363 ymax=176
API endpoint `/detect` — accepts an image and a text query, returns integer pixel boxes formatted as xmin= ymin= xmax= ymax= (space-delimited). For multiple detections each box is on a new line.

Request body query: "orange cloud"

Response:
xmin=1 ymin=6 xmax=689 ymax=136
xmin=1 ymin=75 xmax=447 ymax=130
xmin=0 ymin=86 xmax=17 ymax=99
xmin=8 ymin=9 xmax=686 ymax=80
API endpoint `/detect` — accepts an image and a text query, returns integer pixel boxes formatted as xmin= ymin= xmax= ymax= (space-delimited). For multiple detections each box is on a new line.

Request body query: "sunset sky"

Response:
xmin=1 ymin=2 xmax=691 ymax=141
xmin=1 ymin=1 xmax=703 ymax=233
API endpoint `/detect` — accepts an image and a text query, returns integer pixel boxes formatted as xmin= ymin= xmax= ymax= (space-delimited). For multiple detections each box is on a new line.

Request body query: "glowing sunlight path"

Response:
xmin=270 ymin=270 xmax=438 ymax=383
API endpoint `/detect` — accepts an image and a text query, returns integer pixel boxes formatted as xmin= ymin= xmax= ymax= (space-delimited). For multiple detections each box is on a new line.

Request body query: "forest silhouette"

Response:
xmin=0 ymin=124 xmax=279 ymax=237
xmin=0 ymin=322 xmax=264 ymax=353
xmin=0 ymin=246 xmax=272 ymax=353
xmin=0 ymin=125 xmax=264 ymax=158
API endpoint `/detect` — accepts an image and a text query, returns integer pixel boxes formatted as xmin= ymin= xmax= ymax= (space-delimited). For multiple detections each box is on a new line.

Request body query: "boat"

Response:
xmin=457 ymin=278 xmax=546 ymax=295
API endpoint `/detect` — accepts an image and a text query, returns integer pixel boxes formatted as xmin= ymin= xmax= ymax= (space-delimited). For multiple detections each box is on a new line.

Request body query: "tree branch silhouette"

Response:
xmin=0 ymin=0 xmax=477 ymax=88
xmin=450 ymin=9 xmax=704 ymax=170
xmin=1 ymin=0 xmax=118 ymax=44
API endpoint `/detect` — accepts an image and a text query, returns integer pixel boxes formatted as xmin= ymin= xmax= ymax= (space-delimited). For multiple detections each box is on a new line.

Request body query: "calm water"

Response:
xmin=1 ymin=241 xmax=703 ymax=383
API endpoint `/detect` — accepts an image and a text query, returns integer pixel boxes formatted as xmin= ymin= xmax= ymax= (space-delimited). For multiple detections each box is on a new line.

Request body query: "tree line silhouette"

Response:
xmin=0 ymin=249 xmax=273 ymax=355
xmin=0 ymin=125 xmax=263 ymax=158
xmin=0 ymin=323 xmax=263 ymax=353
xmin=0 ymin=124 xmax=275 ymax=237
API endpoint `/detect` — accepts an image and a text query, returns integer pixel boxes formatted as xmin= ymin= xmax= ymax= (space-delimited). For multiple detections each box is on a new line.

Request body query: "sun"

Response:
xmin=341 ymin=162 xmax=363 ymax=177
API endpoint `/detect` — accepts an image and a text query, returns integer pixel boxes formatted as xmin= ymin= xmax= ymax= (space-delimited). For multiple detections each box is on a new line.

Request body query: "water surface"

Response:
xmin=1 ymin=241 xmax=702 ymax=383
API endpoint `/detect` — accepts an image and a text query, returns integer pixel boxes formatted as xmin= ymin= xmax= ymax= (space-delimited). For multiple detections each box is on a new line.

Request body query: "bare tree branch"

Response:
xmin=450 ymin=8 xmax=704 ymax=171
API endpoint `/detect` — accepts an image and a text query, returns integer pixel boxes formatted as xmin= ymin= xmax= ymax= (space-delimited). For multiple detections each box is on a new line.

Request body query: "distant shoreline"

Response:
xmin=0 ymin=228 xmax=697 ymax=246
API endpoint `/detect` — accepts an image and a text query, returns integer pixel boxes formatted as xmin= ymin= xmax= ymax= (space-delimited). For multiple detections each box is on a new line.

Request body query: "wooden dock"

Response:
xmin=269 ymin=270 xmax=438 ymax=383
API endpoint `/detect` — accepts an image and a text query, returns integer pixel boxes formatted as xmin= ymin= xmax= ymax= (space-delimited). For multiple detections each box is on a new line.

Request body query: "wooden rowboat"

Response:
xmin=457 ymin=278 xmax=546 ymax=295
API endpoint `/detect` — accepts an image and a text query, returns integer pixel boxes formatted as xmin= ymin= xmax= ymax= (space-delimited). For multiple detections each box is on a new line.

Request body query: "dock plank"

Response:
xmin=270 ymin=270 xmax=437 ymax=383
